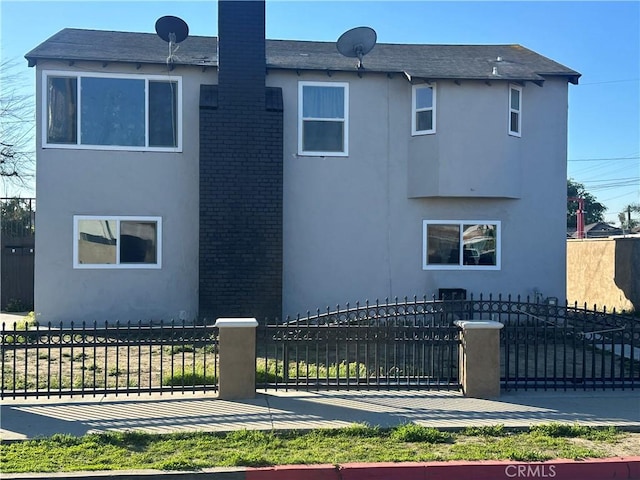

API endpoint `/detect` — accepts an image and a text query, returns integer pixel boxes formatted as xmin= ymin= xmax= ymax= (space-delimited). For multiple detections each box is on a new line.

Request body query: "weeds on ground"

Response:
xmin=0 ymin=423 xmax=632 ymax=474
xmin=161 ymin=364 xmax=217 ymax=386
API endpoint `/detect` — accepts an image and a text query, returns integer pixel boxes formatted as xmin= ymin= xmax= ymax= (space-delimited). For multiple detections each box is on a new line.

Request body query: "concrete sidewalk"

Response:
xmin=1 ymin=389 xmax=639 ymax=441
xmin=1 ymin=310 xmax=639 ymax=439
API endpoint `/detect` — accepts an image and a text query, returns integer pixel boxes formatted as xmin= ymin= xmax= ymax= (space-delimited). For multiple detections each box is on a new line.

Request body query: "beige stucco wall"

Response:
xmin=567 ymin=237 xmax=640 ymax=312
xmin=276 ymin=71 xmax=570 ymax=317
xmin=33 ymin=55 xmax=572 ymax=324
xmin=34 ymin=60 xmax=207 ymax=325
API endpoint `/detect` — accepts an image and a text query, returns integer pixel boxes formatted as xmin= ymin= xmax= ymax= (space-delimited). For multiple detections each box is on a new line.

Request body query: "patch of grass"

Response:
xmin=508 ymin=449 xmax=551 ymax=462
xmin=449 ymin=436 xmax=552 ymax=462
xmin=167 ymin=345 xmax=196 ymax=355
xmin=93 ymin=431 xmax=154 ymax=449
xmin=336 ymin=423 xmax=381 ymax=437
xmin=73 ymin=378 xmax=95 ymax=389
xmin=390 ymin=424 xmax=451 ymax=443
xmin=72 ymin=352 xmax=89 ymax=362
xmin=584 ymin=427 xmax=619 ymax=442
xmin=49 ymin=433 xmax=83 ymax=446
xmin=162 ymin=364 xmax=217 ymax=386
xmin=450 ymin=428 xmax=608 ymax=462
xmin=225 ymin=429 xmax=278 ymax=443
xmin=256 ymin=359 xmax=370 ymax=383
xmin=156 ymin=459 xmax=203 ymax=470
xmin=256 ymin=360 xmax=283 ymax=383
xmin=462 ymin=424 xmax=506 ymax=437
xmin=529 ymin=423 xmax=617 ymax=441
xmin=0 ymin=423 xmax=633 ymax=474
xmin=203 ymin=345 xmax=217 ymax=354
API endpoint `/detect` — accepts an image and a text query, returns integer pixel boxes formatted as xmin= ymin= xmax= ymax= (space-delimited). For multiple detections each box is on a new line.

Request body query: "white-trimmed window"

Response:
xmin=298 ymin=81 xmax=348 ymax=156
xmin=423 ymin=221 xmax=500 ymax=270
xmin=73 ymin=216 xmax=162 ymax=269
xmin=508 ymin=84 xmax=522 ymax=137
xmin=44 ymin=71 xmax=182 ymax=151
xmin=412 ymin=83 xmax=436 ymax=135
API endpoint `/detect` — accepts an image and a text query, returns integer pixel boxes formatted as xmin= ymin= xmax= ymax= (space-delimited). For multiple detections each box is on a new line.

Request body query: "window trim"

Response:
xmin=298 ymin=81 xmax=349 ymax=157
xmin=508 ymin=84 xmax=522 ymax=137
xmin=422 ymin=220 xmax=501 ymax=271
xmin=73 ymin=215 xmax=162 ymax=269
xmin=411 ymin=83 xmax=437 ymax=135
xmin=42 ymin=70 xmax=183 ymax=152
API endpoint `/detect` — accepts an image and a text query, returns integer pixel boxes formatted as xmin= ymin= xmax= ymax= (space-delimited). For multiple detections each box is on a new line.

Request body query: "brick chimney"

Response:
xmin=217 ymin=0 xmax=265 ymax=107
xmin=199 ymin=0 xmax=283 ymax=322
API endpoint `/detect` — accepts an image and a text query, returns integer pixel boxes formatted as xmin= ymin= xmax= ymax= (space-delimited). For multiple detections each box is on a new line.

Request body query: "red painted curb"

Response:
xmin=247 ymin=458 xmax=640 ymax=480
xmin=417 ymin=458 xmax=640 ymax=480
xmin=340 ymin=462 xmax=426 ymax=480
xmin=246 ymin=464 xmax=340 ymax=480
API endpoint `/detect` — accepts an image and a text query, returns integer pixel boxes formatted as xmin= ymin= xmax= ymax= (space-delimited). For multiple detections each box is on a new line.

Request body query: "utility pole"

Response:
xmin=568 ymin=197 xmax=585 ymax=239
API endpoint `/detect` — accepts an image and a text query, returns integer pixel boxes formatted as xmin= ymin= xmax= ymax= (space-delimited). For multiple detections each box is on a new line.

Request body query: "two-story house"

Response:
xmin=26 ymin=0 xmax=580 ymax=325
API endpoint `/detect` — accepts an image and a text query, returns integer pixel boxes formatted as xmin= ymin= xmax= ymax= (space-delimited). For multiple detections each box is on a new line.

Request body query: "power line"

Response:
xmin=579 ymin=78 xmax=640 ymax=86
xmin=602 ymin=191 xmax=639 ymax=203
xmin=581 ymin=177 xmax=640 ymax=184
xmin=589 ymin=181 xmax=639 ymax=191
xmin=581 ymin=178 xmax=640 ymax=192
xmin=568 ymin=156 xmax=640 ymax=162
xmin=570 ymin=162 xmax=630 ymax=177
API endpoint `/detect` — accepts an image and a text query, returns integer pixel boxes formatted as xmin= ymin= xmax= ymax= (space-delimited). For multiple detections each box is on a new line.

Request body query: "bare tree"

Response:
xmin=1 ymin=59 xmax=35 ymax=188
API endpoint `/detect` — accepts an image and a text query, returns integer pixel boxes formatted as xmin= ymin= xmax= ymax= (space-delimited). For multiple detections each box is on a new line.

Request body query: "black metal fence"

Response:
xmin=493 ymin=297 xmax=639 ymax=391
xmin=425 ymin=293 xmax=638 ymax=390
xmin=257 ymin=295 xmax=638 ymax=392
xmin=257 ymin=298 xmax=461 ymax=390
xmin=2 ymin=296 xmax=637 ymax=398
xmin=0 ymin=320 xmax=218 ymax=399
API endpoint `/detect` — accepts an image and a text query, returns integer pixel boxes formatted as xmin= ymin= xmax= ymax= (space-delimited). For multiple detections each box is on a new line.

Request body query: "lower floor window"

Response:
xmin=423 ymin=220 xmax=500 ymax=270
xmin=74 ymin=216 xmax=162 ymax=268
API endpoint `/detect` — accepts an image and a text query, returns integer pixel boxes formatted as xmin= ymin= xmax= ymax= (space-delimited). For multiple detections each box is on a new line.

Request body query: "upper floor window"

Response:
xmin=73 ymin=215 xmax=162 ymax=269
xmin=423 ymin=220 xmax=501 ymax=270
xmin=508 ymin=84 xmax=522 ymax=137
xmin=412 ymin=84 xmax=436 ymax=135
xmin=298 ymin=81 xmax=348 ymax=156
xmin=44 ymin=71 xmax=182 ymax=151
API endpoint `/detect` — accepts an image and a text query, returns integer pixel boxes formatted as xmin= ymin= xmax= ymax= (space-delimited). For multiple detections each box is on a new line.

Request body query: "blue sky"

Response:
xmin=1 ymin=0 xmax=639 ymax=223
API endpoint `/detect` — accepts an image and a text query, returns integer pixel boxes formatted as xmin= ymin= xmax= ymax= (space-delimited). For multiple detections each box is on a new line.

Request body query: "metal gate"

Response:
xmin=1 ymin=198 xmax=35 ymax=311
xmin=257 ymin=298 xmax=461 ymax=391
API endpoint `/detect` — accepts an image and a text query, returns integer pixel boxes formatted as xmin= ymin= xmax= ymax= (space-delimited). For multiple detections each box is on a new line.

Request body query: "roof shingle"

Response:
xmin=25 ymin=28 xmax=580 ymax=84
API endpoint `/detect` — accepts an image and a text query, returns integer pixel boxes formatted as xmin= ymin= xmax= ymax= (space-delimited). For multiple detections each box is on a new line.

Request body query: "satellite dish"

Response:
xmin=155 ymin=16 xmax=189 ymax=44
xmin=337 ymin=26 xmax=377 ymax=69
xmin=155 ymin=16 xmax=189 ymax=69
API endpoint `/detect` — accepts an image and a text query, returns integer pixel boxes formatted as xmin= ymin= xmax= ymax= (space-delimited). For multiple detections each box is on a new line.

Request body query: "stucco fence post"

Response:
xmin=214 ymin=318 xmax=258 ymax=400
xmin=454 ymin=320 xmax=504 ymax=399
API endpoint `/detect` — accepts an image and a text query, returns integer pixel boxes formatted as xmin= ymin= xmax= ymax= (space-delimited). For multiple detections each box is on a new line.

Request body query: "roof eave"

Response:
xmin=266 ymin=65 xmax=546 ymax=82
xmin=542 ymin=72 xmax=581 ymax=85
xmin=25 ymin=54 xmax=217 ymax=69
